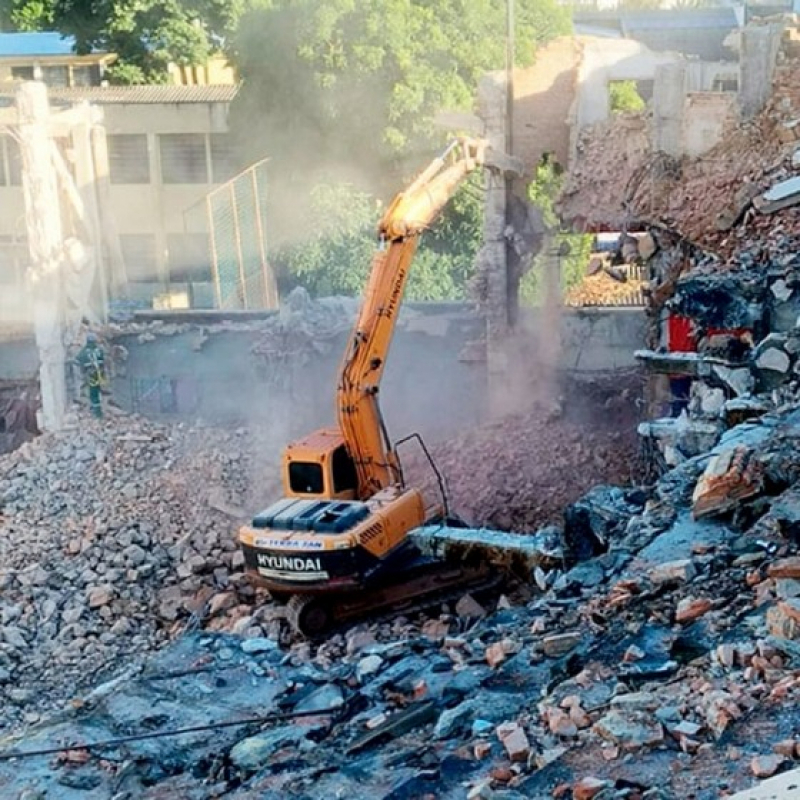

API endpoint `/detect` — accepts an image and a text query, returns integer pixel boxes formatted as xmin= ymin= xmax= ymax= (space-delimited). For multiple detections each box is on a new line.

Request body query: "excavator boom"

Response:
xmin=339 ymin=137 xmax=487 ymax=498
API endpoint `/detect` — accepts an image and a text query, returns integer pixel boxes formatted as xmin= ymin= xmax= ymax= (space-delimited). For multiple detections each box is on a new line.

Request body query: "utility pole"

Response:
xmin=16 ymin=81 xmax=68 ymax=431
xmin=505 ymin=0 xmax=518 ymax=328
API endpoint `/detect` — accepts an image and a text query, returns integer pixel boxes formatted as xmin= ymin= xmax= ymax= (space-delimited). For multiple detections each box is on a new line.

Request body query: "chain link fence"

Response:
xmin=207 ymin=158 xmax=278 ymax=310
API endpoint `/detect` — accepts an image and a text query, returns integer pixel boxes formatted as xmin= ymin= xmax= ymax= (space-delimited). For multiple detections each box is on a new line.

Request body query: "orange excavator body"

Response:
xmin=239 ymin=138 xmax=487 ymax=596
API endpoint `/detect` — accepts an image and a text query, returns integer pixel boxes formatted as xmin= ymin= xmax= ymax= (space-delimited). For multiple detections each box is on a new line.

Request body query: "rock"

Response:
xmin=421 ymin=619 xmax=450 ymax=642
xmin=472 ymin=719 xmax=494 ymax=737
xmin=542 ymin=632 xmax=581 ymax=658
xmin=87 ymin=585 xmax=113 ymax=609
xmin=230 ymin=728 xmax=302 ymax=771
xmin=240 ymin=637 xmax=278 ymax=655
xmin=649 ymin=559 xmax=697 ymax=584
xmin=547 ymin=709 xmax=578 ymax=738
xmin=573 ymin=777 xmax=613 ymax=800
xmin=495 ymin=721 xmax=530 ymax=763
xmin=434 ymin=700 xmax=477 ymax=740
xmin=768 ymin=601 xmax=800 ymax=640
xmin=716 ymin=643 xmax=736 ymax=667
xmin=486 ymin=642 xmax=507 ymax=668
xmin=773 ymin=739 xmax=797 ymax=758
xmin=769 ymin=557 xmax=800 ymax=579
xmin=593 ymin=710 xmax=664 ymax=750
xmin=455 ymin=594 xmax=486 ymax=619
xmin=356 ymin=654 xmax=383 ymax=681
xmin=294 ymin=684 xmax=344 ymax=713
xmin=675 ymin=596 xmax=712 ymax=623
xmin=751 ymin=754 xmax=787 ymax=779
xmin=3 ymin=626 xmax=28 ymax=649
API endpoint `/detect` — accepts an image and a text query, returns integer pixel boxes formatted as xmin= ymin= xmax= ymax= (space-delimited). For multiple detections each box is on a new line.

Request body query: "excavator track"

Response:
xmin=283 ymin=559 xmax=503 ymax=638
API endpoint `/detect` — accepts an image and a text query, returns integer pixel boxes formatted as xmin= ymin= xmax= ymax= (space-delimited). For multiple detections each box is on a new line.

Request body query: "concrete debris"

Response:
xmin=6 ymin=401 xmax=800 ymax=797
xmin=692 ymin=447 xmax=765 ymax=519
xmin=0 ymin=413 xmax=260 ymax=732
xmin=407 ymin=375 xmax=643 ymax=533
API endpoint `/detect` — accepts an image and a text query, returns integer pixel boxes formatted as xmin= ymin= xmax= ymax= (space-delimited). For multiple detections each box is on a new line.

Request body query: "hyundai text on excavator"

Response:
xmin=239 ymin=138 xmax=541 ymax=635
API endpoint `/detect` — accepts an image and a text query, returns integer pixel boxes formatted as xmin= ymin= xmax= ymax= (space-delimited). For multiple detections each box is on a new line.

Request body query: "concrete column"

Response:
xmin=16 ymin=81 xmax=68 ymax=432
xmin=652 ymin=63 xmax=687 ymax=158
xmin=739 ymin=25 xmax=781 ymax=119
xmin=477 ymin=73 xmax=511 ymax=416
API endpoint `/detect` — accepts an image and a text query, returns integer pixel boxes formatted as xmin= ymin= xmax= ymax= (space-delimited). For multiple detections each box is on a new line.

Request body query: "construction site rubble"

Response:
xmin=0 ymin=415 xmax=268 ymax=733
xmin=5 ymin=402 xmax=800 ymax=797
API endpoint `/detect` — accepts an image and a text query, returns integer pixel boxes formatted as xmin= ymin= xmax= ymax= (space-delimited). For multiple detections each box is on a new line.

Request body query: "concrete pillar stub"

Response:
xmin=477 ymin=72 xmax=511 ymax=418
xmin=739 ymin=25 xmax=781 ymax=120
xmin=16 ymin=81 xmax=68 ymax=432
xmin=652 ymin=63 xmax=687 ymax=158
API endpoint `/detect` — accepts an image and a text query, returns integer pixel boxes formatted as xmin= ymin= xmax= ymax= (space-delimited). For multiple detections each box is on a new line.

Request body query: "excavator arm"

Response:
xmin=338 ymin=137 xmax=487 ymax=499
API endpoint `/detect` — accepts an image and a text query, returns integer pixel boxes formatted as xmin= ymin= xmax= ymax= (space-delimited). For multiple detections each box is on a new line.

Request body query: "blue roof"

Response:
xmin=0 ymin=32 xmax=79 ymax=57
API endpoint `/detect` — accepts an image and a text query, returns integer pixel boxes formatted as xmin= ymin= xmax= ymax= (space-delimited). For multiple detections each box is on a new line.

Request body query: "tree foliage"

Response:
xmin=609 ymin=79 xmax=646 ymax=114
xmin=520 ymin=157 xmax=592 ymax=306
xmin=274 ymin=176 xmax=484 ymax=302
xmin=229 ymin=0 xmax=571 ymax=299
xmin=6 ymin=0 xmax=256 ymax=82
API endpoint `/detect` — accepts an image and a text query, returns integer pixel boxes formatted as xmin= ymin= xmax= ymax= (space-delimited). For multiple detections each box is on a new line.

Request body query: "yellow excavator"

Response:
xmin=239 ymin=138 xmax=503 ymax=635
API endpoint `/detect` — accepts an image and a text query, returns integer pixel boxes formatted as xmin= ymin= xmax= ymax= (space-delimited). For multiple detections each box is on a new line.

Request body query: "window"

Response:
xmin=210 ymin=134 xmax=236 ymax=183
xmin=289 ymin=462 xmax=325 ymax=495
xmin=6 ymin=137 xmax=21 ymax=186
xmin=712 ymin=77 xmax=738 ymax=93
xmin=41 ymin=66 xmax=69 ymax=88
xmin=159 ymin=134 xmax=208 ymax=184
xmin=11 ymin=67 xmax=34 ymax=81
xmin=71 ymin=65 xmax=99 ymax=87
xmin=108 ymin=134 xmax=150 ymax=184
xmin=167 ymin=233 xmax=210 ymax=282
xmin=332 ymin=445 xmax=357 ymax=494
xmin=120 ymin=234 xmax=158 ymax=282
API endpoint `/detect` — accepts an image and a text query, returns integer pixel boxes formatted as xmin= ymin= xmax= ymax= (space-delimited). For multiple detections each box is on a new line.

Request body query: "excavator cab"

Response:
xmin=282 ymin=428 xmax=358 ymax=501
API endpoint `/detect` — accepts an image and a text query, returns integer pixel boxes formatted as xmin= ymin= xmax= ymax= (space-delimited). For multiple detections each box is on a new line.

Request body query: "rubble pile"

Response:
xmin=414 ymin=383 xmax=643 ymax=532
xmin=6 ymin=408 xmax=800 ymax=797
xmin=630 ymin=62 xmax=800 ymax=250
xmin=559 ymin=53 xmax=800 ymax=252
xmin=558 ymin=113 xmax=652 ymax=231
xmin=0 ymin=415 xmax=268 ymax=732
xmin=564 ymin=269 xmax=647 ymax=307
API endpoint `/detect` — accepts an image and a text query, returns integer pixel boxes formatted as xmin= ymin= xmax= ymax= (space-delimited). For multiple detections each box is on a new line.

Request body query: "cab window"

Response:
xmin=289 ymin=462 xmax=324 ymax=494
xmin=332 ymin=445 xmax=358 ymax=493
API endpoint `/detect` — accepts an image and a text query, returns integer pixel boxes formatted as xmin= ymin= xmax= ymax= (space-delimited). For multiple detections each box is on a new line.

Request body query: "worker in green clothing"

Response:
xmin=75 ymin=332 xmax=106 ymax=418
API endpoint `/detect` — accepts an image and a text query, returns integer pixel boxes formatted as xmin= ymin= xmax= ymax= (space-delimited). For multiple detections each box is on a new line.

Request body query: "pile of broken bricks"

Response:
xmin=4 ymin=401 xmax=800 ymax=798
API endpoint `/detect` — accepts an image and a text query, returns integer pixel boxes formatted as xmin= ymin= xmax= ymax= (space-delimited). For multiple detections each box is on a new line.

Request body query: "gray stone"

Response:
xmin=434 ymin=699 xmax=478 ymax=740
xmin=294 ymin=684 xmax=344 ymax=713
xmin=356 ymin=654 xmax=383 ymax=681
xmin=594 ymin=709 xmax=664 ymax=749
xmin=229 ymin=727 xmax=303 ymax=771
xmin=240 ymin=637 xmax=278 ymax=655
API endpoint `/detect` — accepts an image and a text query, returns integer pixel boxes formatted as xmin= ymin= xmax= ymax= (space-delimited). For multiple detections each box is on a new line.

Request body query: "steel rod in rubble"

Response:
xmin=0 ymin=704 xmax=346 ymax=761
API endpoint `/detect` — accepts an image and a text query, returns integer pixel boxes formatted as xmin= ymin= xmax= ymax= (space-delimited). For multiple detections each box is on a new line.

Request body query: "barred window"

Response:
xmin=41 ymin=66 xmax=69 ymax=88
xmin=210 ymin=134 xmax=236 ymax=183
xmin=159 ymin=134 xmax=209 ymax=184
xmin=108 ymin=134 xmax=150 ymax=184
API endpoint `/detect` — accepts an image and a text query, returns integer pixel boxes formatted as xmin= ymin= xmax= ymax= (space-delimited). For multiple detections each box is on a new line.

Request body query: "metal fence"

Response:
xmin=206 ymin=158 xmax=278 ymax=310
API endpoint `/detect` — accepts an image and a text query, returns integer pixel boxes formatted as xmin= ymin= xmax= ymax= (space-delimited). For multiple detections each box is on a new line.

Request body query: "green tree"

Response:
xmin=229 ymin=0 xmax=571 ymax=299
xmin=520 ymin=157 xmax=592 ymax=306
xmin=274 ymin=177 xmax=483 ymax=301
xmin=7 ymin=0 xmax=256 ymax=83
xmin=609 ymin=79 xmax=646 ymax=113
